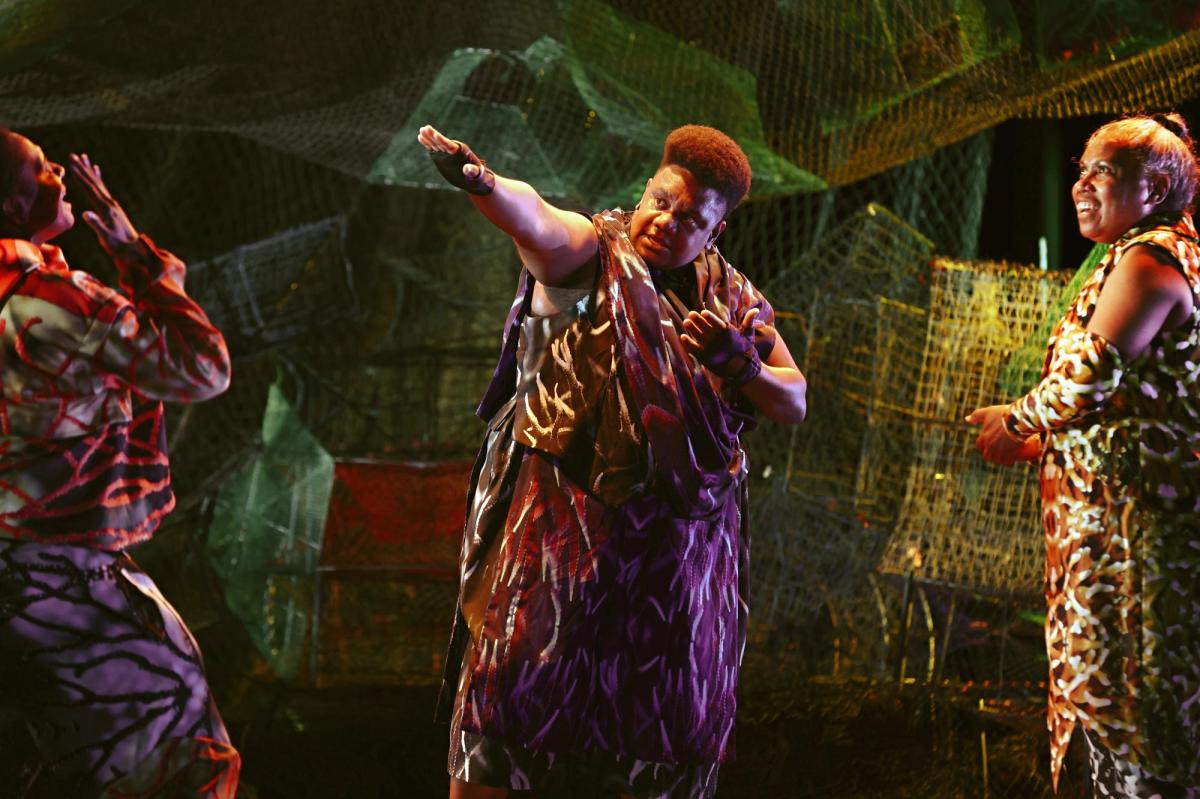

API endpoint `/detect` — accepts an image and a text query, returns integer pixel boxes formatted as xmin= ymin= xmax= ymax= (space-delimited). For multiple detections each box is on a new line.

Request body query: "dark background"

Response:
xmin=979 ymin=97 xmax=1200 ymax=270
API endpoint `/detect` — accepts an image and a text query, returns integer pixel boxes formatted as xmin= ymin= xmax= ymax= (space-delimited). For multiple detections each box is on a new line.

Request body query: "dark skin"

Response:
xmin=68 ymin=152 xmax=142 ymax=253
xmin=419 ymin=127 xmax=806 ymax=796
xmin=966 ymin=136 xmax=1194 ymax=464
xmin=1 ymin=138 xmax=72 ymax=244
xmin=417 ymin=124 xmax=807 ymax=424
xmin=1 ymin=134 xmax=140 ymax=257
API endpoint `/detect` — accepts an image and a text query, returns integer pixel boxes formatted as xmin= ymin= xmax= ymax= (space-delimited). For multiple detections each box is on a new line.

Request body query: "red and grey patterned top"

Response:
xmin=0 ymin=237 xmax=230 ymax=551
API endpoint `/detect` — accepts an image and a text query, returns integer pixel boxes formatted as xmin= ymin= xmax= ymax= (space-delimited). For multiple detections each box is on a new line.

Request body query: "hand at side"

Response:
xmin=965 ymin=404 xmax=1040 ymax=466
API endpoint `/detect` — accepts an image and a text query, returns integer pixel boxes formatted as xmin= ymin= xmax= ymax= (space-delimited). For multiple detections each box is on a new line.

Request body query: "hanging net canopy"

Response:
xmin=1 ymin=0 xmax=1196 ymax=412
xmin=5 ymin=0 xmax=1200 ymax=198
xmin=2 ymin=5 xmax=1200 ymax=786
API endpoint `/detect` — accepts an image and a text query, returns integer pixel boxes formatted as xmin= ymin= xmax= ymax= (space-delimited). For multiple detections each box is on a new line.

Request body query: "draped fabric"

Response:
xmin=440 ymin=209 xmax=776 ymax=769
xmin=1006 ymin=214 xmax=1200 ymax=788
xmin=0 ymin=540 xmax=240 ymax=797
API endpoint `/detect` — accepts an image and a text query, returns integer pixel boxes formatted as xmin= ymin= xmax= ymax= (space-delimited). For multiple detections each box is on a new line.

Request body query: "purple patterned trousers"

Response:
xmin=0 ymin=540 xmax=239 ymax=798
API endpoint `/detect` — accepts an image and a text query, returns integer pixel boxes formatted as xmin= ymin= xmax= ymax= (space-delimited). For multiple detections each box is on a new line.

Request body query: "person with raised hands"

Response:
xmin=419 ymin=122 xmax=805 ymax=799
xmin=967 ymin=113 xmax=1200 ymax=796
xmin=0 ymin=129 xmax=238 ymax=798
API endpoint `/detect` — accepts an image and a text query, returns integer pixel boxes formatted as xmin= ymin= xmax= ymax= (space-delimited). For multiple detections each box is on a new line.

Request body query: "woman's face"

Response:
xmin=1072 ymin=137 xmax=1163 ymax=244
xmin=3 ymin=135 xmax=73 ymax=244
xmin=628 ymin=164 xmax=727 ymax=269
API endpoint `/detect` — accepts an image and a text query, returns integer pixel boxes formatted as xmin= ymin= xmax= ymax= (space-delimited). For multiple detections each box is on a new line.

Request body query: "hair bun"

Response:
xmin=1152 ymin=112 xmax=1192 ymax=145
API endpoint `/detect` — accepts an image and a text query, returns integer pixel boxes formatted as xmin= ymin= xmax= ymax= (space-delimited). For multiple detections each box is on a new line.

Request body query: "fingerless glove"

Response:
xmin=698 ymin=323 xmax=762 ymax=387
xmin=429 ymin=141 xmax=495 ymax=196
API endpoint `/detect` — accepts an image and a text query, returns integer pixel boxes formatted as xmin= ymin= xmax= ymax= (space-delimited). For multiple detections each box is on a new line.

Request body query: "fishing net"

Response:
xmin=0 ymin=0 xmax=1193 ymax=493
xmin=0 ymin=2 xmax=1197 ymax=793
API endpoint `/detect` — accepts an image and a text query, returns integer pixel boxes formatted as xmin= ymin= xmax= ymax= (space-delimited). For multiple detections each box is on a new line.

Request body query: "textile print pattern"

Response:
xmin=440 ymin=210 xmax=776 ymax=792
xmin=0 ymin=237 xmax=229 ymax=551
xmin=1006 ymin=214 xmax=1200 ymax=788
xmin=1085 ymin=729 xmax=1199 ymax=798
xmin=451 ymin=728 xmax=720 ymax=798
xmin=0 ymin=540 xmax=239 ymax=797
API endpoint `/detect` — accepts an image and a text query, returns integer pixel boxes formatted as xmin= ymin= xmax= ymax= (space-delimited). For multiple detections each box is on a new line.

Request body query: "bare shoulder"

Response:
xmin=548 ymin=204 xmax=600 ymax=262
xmin=1116 ymin=243 xmax=1192 ymax=301
xmin=1093 ymin=242 xmax=1195 ymax=343
xmin=517 ymin=205 xmax=600 ymax=288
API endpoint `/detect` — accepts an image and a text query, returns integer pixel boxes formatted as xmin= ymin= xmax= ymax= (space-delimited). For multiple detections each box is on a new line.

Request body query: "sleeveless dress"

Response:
xmin=1005 ymin=213 xmax=1200 ymax=789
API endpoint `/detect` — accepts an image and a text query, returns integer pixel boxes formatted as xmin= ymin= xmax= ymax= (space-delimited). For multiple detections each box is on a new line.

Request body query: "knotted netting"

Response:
xmin=0 ymin=0 xmax=1193 ymax=492
xmin=0 ymin=4 xmax=1195 ymax=791
xmin=0 ymin=6 xmax=1198 ymax=792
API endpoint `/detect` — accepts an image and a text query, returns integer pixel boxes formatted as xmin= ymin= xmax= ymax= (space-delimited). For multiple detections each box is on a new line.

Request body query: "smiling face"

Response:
xmin=1072 ymin=137 xmax=1164 ymax=244
xmin=628 ymin=164 xmax=728 ymax=269
xmin=1 ymin=134 xmax=73 ymax=244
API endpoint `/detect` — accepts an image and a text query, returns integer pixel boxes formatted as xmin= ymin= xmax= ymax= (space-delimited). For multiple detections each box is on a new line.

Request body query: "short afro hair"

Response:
xmin=659 ymin=125 xmax=752 ymax=216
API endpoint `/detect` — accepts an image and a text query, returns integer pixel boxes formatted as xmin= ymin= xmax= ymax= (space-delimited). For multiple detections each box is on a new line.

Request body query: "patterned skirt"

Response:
xmin=448 ymin=624 xmax=720 ymax=799
xmin=450 ymin=718 xmax=720 ymax=799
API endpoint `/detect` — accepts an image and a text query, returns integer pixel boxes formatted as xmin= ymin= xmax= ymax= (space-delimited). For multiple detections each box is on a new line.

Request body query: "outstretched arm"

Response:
xmin=417 ymin=125 xmax=598 ymax=288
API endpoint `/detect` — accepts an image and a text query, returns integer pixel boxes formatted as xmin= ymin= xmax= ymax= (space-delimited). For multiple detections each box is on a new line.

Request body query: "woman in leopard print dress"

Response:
xmin=968 ymin=114 xmax=1200 ymax=797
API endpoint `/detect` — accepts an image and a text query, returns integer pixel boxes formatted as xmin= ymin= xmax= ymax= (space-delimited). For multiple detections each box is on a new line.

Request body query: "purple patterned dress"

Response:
xmin=440 ymin=211 xmax=777 ymax=796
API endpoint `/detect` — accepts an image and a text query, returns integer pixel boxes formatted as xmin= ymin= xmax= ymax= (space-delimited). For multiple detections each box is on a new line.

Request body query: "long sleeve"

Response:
xmin=1004 ymin=326 xmax=1124 ymax=437
xmin=0 ymin=237 xmax=229 ymax=548
xmin=88 ymin=236 xmax=231 ymax=402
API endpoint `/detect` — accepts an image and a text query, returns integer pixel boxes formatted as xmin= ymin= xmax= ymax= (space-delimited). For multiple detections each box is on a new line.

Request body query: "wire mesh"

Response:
xmin=878 ymin=259 xmax=1071 ymax=595
xmin=0 ymin=2 xmax=1196 ymax=792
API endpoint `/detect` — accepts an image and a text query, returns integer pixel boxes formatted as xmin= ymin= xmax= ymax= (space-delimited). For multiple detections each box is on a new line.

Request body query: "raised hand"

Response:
xmin=681 ymin=305 xmax=763 ymax=386
xmin=68 ymin=153 xmax=138 ymax=255
xmin=416 ymin=124 xmax=458 ymax=155
xmin=417 ymin=124 xmax=495 ymax=195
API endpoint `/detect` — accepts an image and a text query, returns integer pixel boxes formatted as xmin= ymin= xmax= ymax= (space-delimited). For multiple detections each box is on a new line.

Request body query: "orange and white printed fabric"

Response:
xmin=1006 ymin=213 xmax=1200 ymax=788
